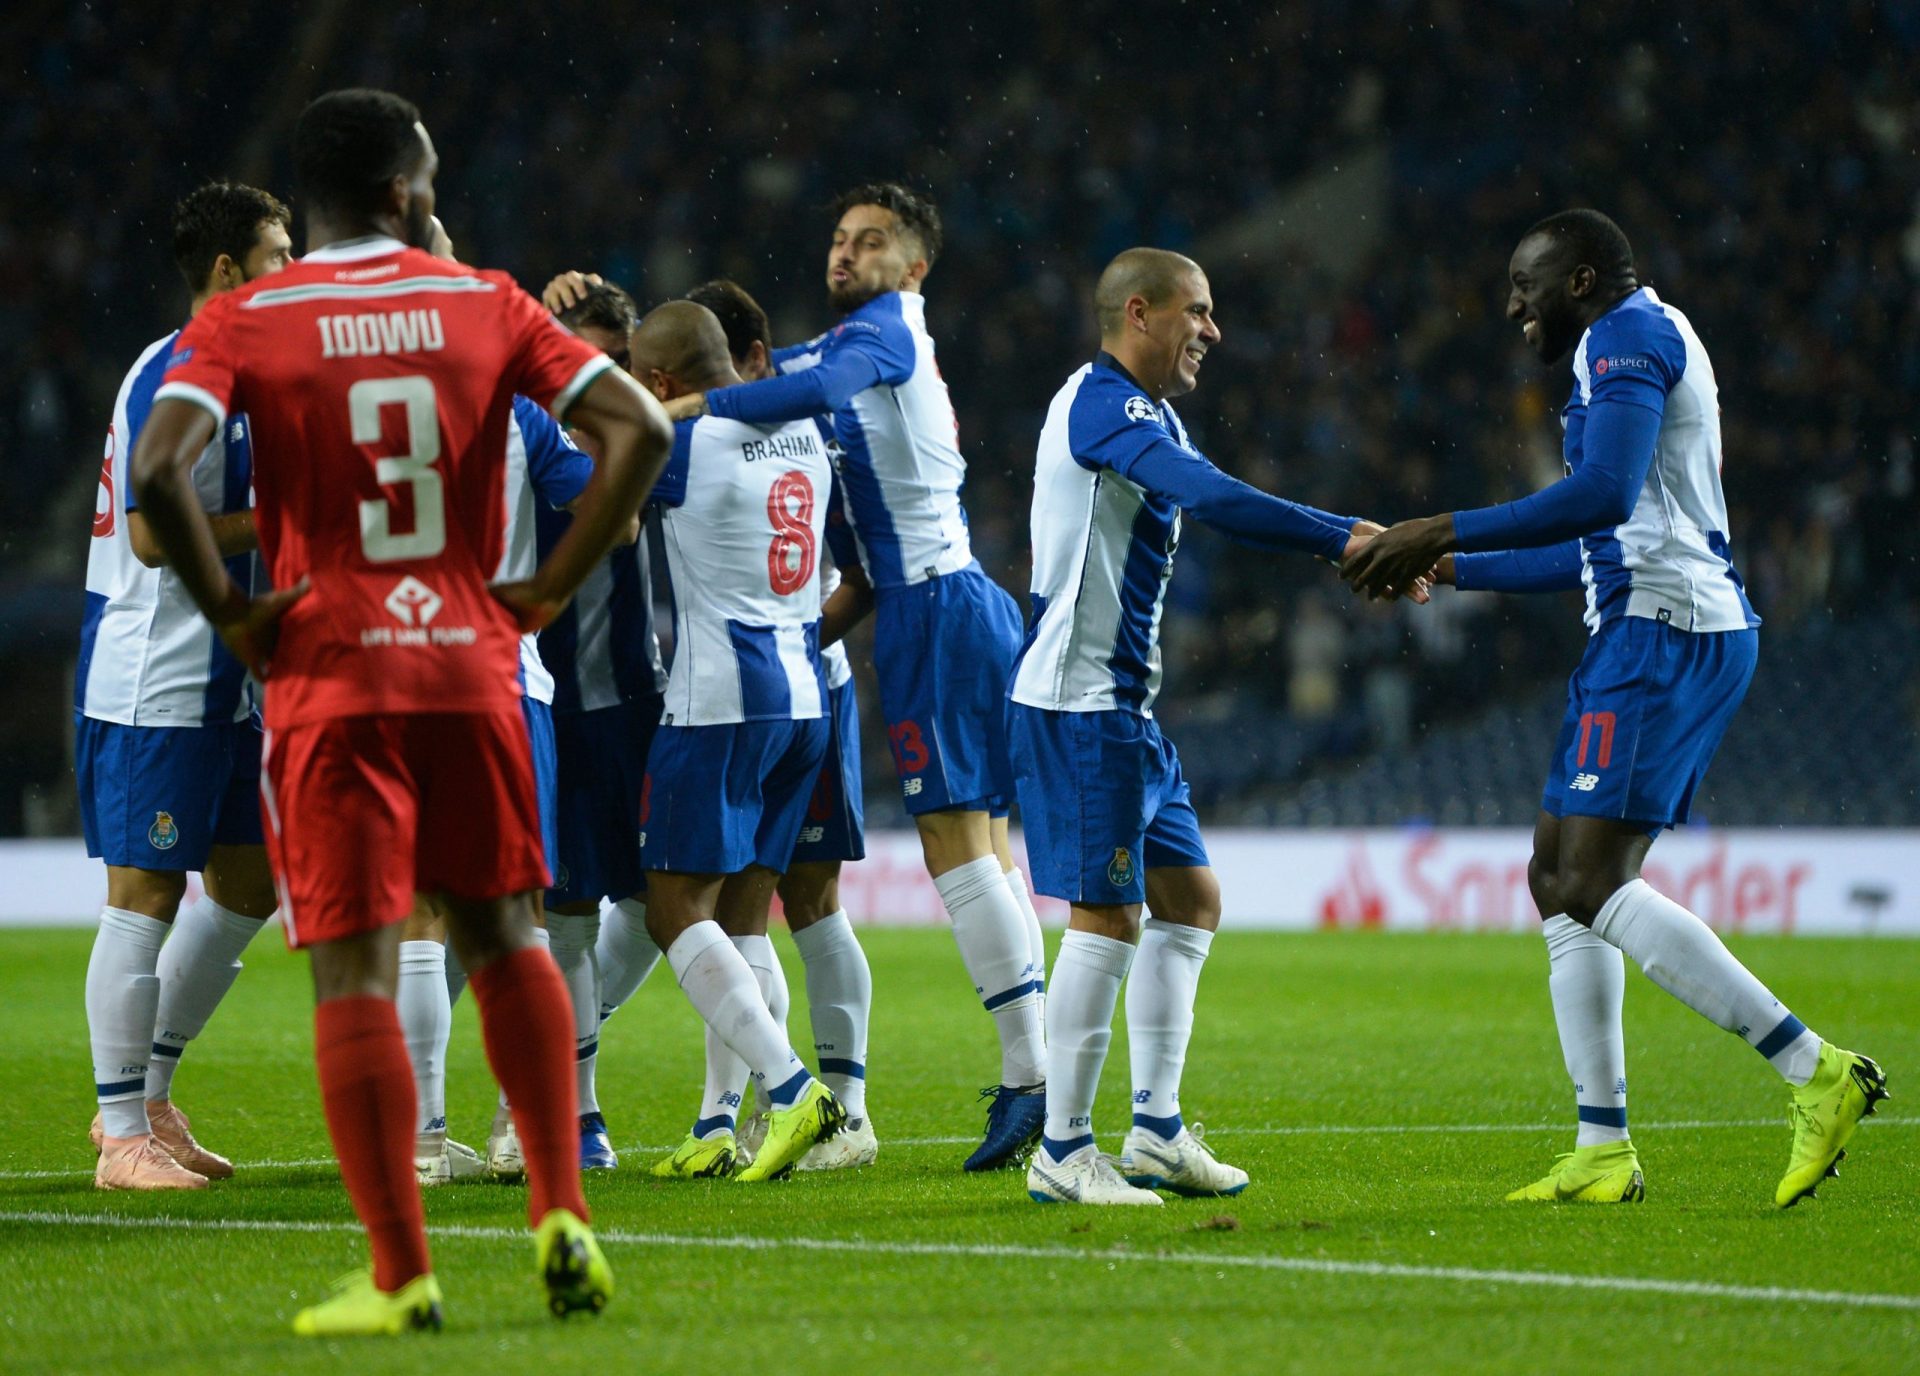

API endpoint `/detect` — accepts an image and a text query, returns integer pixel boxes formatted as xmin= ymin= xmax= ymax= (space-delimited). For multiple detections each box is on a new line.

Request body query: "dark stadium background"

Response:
xmin=1 ymin=1 xmax=1914 ymax=838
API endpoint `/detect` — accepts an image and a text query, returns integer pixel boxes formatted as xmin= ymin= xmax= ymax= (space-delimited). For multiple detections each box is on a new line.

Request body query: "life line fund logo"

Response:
xmin=360 ymin=576 xmax=477 ymax=648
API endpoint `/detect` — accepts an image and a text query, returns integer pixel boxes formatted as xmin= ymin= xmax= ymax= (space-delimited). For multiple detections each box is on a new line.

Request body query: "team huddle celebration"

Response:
xmin=66 ymin=83 xmax=1892 ymax=1341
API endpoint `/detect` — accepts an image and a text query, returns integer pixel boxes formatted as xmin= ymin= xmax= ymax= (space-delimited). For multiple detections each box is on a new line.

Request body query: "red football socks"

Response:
xmin=313 ymin=996 xmax=431 ymax=1292
xmin=469 ymin=944 xmax=589 ymax=1226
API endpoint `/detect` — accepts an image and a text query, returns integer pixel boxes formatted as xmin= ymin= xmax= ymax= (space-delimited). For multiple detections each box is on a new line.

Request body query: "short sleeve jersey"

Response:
xmin=501 ymin=394 xmax=595 ymax=705
xmin=652 ymin=414 xmax=833 ymax=726
xmin=78 ymin=330 xmax=256 ymax=727
xmin=155 ymin=236 xmax=611 ymax=728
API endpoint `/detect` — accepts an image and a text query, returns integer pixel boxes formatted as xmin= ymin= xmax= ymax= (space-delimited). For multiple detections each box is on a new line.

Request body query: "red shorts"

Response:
xmin=260 ymin=710 xmax=550 ymax=948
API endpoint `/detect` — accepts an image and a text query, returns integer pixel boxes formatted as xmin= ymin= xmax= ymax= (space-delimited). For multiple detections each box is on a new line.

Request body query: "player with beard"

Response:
xmin=1344 ymin=209 xmax=1887 ymax=1208
xmin=660 ymin=187 xmax=1049 ymax=1172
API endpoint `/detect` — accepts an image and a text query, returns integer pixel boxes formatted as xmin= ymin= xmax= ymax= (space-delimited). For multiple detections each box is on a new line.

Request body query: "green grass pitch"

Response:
xmin=1 ymin=926 xmax=1913 ymax=1374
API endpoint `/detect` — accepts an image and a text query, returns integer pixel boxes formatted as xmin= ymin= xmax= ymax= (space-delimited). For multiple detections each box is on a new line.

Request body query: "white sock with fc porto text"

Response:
xmin=1125 ymin=918 xmax=1212 ymax=1142
xmin=86 ymin=906 xmax=168 ymax=1140
xmin=1542 ymin=914 xmax=1630 ymax=1146
xmin=1040 ymin=929 xmax=1135 ymax=1165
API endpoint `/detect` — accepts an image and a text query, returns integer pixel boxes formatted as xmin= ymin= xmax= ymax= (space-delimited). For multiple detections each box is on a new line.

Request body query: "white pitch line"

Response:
xmin=4 ymin=1117 xmax=1913 ymax=1181
xmin=1 ymin=1208 xmax=1916 ymax=1313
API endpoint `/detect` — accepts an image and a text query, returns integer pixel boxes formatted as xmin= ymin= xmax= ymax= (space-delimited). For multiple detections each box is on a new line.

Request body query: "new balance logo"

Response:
xmin=902 ymin=778 xmax=923 ymax=797
xmin=1133 ymin=1090 xmax=1152 ymax=1104
xmin=1570 ymin=773 xmax=1600 ymax=792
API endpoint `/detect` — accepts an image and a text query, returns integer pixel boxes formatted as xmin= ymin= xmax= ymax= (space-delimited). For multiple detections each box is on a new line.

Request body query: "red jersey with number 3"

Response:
xmin=651 ymin=414 xmax=831 ymax=725
xmin=155 ymin=236 xmax=611 ymax=729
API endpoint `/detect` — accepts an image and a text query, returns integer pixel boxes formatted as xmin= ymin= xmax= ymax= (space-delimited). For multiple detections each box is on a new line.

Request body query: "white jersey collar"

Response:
xmin=301 ymin=235 xmax=409 ymax=264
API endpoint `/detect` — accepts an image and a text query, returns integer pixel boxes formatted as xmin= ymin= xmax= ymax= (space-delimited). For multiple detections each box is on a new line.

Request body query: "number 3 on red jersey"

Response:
xmin=351 ymin=375 xmax=445 ymax=562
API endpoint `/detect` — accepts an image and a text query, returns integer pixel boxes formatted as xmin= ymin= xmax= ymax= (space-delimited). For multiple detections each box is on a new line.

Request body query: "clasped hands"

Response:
xmin=1337 ymin=514 xmax=1454 ymax=603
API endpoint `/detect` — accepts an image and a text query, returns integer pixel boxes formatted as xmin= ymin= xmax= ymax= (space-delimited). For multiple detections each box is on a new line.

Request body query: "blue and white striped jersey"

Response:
xmin=818 ymin=560 xmax=852 ymax=691
xmin=1012 ymin=354 xmax=1352 ymax=717
xmin=653 ymin=414 xmax=832 ymax=726
xmin=500 ymin=395 xmax=594 ymax=705
xmin=534 ymin=488 xmax=667 ymax=715
xmin=1566 ymin=290 xmax=1756 ymax=633
xmin=1453 ymin=288 xmax=1759 ymax=635
xmin=77 ymin=330 xmax=254 ymax=727
xmin=708 ymin=291 xmax=973 ymax=590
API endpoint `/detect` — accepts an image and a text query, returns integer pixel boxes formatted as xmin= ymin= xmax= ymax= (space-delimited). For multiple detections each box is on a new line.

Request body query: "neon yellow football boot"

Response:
xmin=733 ymin=1080 xmax=846 ymax=1182
xmin=1775 ymin=1045 xmax=1889 ymax=1208
xmin=534 ymin=1208 xmax=613 ymax=1318
xmin=291 ymin=1269 xmax=443 ymax=1337
xmin=650 ymin=1130 xmax=739 ymax=1178
xmin=1505 ymin=1140 xmax=1645 ymax=1202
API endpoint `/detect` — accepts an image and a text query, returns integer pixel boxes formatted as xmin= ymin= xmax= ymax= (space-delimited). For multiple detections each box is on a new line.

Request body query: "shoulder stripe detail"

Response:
xmin=240 ymin=276 xmax=499 ymax=308
xmin=551 ymin=355 xmax=615 ymax=422
xmin=152 ymin=380 xmax=228 ymax=427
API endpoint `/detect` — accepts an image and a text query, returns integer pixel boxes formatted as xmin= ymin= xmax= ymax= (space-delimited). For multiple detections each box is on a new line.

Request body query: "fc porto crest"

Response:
xmin=1106 ymin=846 xmax=1135 ymax=889
xmin=148 ymin=811 xmax=180 ymax=851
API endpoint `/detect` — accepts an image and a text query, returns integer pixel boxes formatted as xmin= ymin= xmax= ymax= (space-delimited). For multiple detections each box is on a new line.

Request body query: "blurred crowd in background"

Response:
xmin=3 ymin=1 xmax=1915 ymax=835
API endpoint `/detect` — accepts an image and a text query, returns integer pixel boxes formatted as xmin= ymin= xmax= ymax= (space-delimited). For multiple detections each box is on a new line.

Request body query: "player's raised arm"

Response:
xmin=130 ymin=393 xmax=303 ymax=674
xmin=666 ymin=321 xmax=902 ymax=424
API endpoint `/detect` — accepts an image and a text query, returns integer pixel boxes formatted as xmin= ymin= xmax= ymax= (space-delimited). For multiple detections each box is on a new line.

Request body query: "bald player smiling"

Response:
xmin=1012 ymin=248 xmax=1386 ymax=1205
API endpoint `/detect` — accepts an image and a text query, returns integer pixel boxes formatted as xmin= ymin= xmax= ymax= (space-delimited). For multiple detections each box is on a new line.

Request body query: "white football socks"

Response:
xmin=1542 ymin=914 xmax=1629 ymax=1145
xmin=1041 ymin=929 xmax=1135 ymax=1161
xmin=695 ymin=933 xmax=752 ymax=1138
xmin=1126 ymin=918 xmax=1212 ymax=1140
xmin=146 ymin=895 xmax=265 ymax=1102
xmin=668 ymin=920 xmax=808 ymax=1107
xmin=86 ymin=906 xmax=168 ymax=1139
xmin=791 ymin=910 xmax=871 ymax=1118
xmin=397 ymin=940 xmax=451 ymax=1137
xmin=1591 ymin=879 xmax=1821 ymax=1085
xmin=546 ymin=910 xmax=602 ymax=1116
xmin=933 ymin=856 xmax=1046 ymax=1087
xmin=1004 ymin=864 xmax=1049 ymax=1031
xmin=596 ymin=897 xmax=662 ymax=1022
xmin=734 ymin=933 xmax=789 ymax=1031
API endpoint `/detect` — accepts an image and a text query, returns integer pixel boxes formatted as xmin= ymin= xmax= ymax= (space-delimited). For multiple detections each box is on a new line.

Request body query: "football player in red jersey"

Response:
xmin=129 ymin=88 xmax=672 ymax=1337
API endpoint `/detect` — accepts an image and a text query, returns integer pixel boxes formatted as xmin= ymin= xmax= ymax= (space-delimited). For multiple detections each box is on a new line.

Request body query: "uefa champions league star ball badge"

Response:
xmin=148 ymin=811 xmax=180 ymax=850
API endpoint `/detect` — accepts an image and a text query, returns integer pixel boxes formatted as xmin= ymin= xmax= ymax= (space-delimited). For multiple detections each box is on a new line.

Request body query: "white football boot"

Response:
xmin=1119 ymin=1122 xmax=1248 ymax=1197
xmin=1027 ymin=1147 xmax=1163 ymax=1205
xmin=414 ymin=1133 xmax=485 ymax=1186
xmin=486 ymin=1107 xmax=525 ymax=1180
xmin=796 ymin=1114 xmax=878 ymax=1171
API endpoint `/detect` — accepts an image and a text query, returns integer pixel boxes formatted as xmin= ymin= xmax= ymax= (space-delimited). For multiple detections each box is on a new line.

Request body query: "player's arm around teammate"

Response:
xmin=621 ymin=301 xmax=848 ymax=1183
xmin=655 ymin=188 xmax=1054 ymax=1170
xmin=681 ymin=276 xmax=879 ymax=1168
